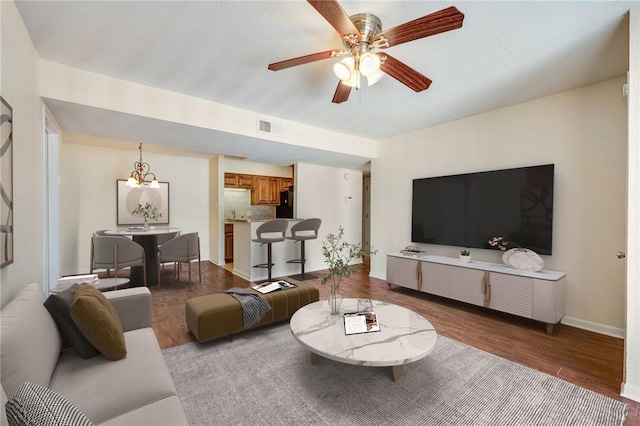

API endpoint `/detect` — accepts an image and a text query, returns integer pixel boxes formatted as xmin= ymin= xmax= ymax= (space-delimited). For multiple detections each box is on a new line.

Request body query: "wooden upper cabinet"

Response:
xmin=279 ymin=178 xmax=293 ymax=191
xmin=252 ymin=176 xmax=280 ymax=205
xmin=224 ymin=173 xmax=254 ymax=189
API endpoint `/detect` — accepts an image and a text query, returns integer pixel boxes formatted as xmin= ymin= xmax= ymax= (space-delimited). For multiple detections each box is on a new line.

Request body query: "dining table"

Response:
xmin=105 ymin=227 xmax=180 ymax=286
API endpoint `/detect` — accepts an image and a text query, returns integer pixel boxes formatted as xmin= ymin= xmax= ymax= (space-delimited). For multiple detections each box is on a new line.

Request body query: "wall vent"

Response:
xmin=257 ymin=118 xmax=284 ymax=137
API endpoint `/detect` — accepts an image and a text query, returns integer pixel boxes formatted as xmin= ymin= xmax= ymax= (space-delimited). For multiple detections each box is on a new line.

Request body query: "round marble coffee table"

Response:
xmin=289 ymin=298 xmax=437 ymax=381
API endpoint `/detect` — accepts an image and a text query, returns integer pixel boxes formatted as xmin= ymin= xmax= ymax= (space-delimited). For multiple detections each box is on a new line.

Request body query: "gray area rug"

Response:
xmin=163 ymin=324 xmax=628 ymax=426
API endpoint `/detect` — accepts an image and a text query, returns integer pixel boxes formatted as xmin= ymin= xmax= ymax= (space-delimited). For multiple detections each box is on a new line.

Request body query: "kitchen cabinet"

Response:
xmin=251 ymin=176 xmax=280 ymax=205
xmin=279 ymin=178 xmax=293 ymax=191
xmin=224 ymin=223 xmax=233 ymax=263
xmin=224 ymin=173 xmax=254 ymax=189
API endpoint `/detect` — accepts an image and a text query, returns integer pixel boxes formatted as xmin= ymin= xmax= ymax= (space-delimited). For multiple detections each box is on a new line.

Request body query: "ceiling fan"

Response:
xmin=268 ymin=0 xmax=465 ymax=104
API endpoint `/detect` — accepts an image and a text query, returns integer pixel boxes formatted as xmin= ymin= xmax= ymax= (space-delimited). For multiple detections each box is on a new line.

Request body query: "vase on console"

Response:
xmin=143 ymin=219 xmax=150 ymax=231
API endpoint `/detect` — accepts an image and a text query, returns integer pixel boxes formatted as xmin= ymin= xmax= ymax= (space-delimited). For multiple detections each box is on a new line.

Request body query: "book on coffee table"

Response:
xmin=252 ymin=280 xmax=296 ymax=294
xmin=343 ymin=311 xmax=381 ymax=335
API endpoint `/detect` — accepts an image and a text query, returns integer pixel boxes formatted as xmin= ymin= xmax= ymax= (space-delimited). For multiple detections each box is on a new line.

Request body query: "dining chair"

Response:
xmin=157 ymin=230 xmax=181 ymax=270
xmin=156 ymin=230 xmax=180 ymax=247
xmin=92 ymin=230 xmax=131 ymax=276
xmin=157 ymin=232 xmax=201 ymax=287
xmin=90 ymin=236 xmax=146 ymax=288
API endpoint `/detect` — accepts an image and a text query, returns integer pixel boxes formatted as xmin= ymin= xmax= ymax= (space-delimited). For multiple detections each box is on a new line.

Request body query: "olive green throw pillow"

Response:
xmin=69 ymin=284 xmax=127 ymax=361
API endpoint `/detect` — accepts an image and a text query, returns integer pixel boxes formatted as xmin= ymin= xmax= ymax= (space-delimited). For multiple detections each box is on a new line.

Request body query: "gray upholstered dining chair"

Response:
xmin=90 ymin=236 xmax=146 ymax=288
xmin=251 ymin=219 xmax=289 ymax=282
xmin=157 ymin=232 xmax=201 ymax=287
xmin=156 ymin=230 xmax=181 ymax=247
xmin=157 ymin=230 xmax=181 ymax=270
xmin=286 ymin=218 xmax=322 ymax=281
xmin=92 ymin=230 xmax=131 ymax=276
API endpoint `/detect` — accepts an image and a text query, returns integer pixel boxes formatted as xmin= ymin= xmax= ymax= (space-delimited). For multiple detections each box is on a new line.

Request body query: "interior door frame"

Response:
xmin=44 ymin=107 xmax=61 ymax=293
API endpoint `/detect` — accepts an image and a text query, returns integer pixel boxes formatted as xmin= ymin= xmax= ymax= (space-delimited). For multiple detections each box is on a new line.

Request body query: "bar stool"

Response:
xmin=252 ymin=219 xmax=289 ymax=282
xmin=286 ymin=218 xmax=322 ymax=281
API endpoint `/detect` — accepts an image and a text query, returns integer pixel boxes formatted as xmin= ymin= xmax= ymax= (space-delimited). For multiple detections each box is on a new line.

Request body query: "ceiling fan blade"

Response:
xmin=332 ymin=82 xmax=352 ymax=103
xmin=373 ymin=6 xmax=464 ymax=48
xmin=268 ymin=50 xmax=339 ymax=71
xmin=308 ymin=0 xmax=361 ymax=39
xmin=380 ymin=54 xmax=432 ymax=92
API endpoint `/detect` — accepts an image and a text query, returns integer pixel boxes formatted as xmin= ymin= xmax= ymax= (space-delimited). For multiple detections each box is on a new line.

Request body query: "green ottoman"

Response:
xmin=185 ymin=281 xmax=319 ymax=343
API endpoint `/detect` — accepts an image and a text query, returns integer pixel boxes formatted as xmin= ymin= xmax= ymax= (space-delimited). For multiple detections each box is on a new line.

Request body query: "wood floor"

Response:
xmin=145 ymin=261 xmax=638 ymax=425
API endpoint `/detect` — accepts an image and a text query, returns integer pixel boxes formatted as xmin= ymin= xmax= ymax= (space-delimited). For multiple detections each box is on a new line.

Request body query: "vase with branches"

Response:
xmin=321 ymin=226 xmax=377 ymax=314
xmin=132 ymin=202 xmax=162 ymax=230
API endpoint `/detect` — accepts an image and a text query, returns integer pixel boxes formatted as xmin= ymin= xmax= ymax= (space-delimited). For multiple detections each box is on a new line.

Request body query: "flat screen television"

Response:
xmin=411 ymin=164 xmax=554 ymax=255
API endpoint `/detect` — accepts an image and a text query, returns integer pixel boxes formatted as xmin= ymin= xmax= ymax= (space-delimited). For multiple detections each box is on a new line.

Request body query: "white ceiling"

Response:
xmin=15 ymin=1 xmax=632 ymax=167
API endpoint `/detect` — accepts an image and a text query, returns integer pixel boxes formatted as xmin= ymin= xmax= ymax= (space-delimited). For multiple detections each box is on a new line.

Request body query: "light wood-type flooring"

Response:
xmin=141 ymin=261 xmax=638 ymax=425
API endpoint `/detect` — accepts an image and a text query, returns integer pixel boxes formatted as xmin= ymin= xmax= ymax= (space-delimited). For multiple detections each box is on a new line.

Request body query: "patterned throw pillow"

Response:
xmin=5 ymin=382 xmax=94 ymax=426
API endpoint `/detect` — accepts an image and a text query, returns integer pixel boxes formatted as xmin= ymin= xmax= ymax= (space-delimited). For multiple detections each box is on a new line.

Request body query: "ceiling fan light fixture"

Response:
xmin=359 ymin=52 xmax=381 ymax=77
xmin=367 ymin=69 xmax=385 ymax=86
xmin=342 ymin=71 xmax=360 ymax=88
xmin=333 ymin=57 xmax=355 ymax=81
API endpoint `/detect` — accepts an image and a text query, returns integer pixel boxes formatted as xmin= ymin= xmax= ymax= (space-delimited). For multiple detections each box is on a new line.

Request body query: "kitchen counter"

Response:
xmin=230 ymin=219 xmax=304 ymax=281
xmin=226 ymin=217 xmax=303 ymax=223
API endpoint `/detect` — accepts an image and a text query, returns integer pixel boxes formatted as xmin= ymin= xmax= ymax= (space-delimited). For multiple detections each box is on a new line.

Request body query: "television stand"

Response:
xmin=386 ymin=253 xmax=565 ymax=334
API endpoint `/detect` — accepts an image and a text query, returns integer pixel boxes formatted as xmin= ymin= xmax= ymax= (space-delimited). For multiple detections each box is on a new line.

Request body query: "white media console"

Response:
xmin=386 ymin=252 xmax=566 ymax=334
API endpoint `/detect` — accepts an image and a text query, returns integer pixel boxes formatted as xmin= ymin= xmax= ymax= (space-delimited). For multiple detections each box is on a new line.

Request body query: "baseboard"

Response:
xmin=369 ymin=271 xmax=386 ymax=280
xmin=622 ymin=382 xmax=640 ymax=403
xmin=561 ymin=316 xmax=625 ymax=339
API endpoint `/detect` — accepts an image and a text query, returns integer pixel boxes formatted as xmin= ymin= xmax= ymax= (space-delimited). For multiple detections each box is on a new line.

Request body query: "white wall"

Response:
xmin=39 ymin=61 xmax=377 ymax=159
xmin=295 ymin=163 xmax=363 ymax=275
xmin=0 ymin=1 xmax=45 ymax=306
xmin=208 ymin=156 xmax=222 ymax=265
xmin=370 ymin=77 xmax=628 ymax=334
xmin=59 ymin=137 xmax=210 ymax=275
xmin=623 ymin=4 xmax=640 ymax=404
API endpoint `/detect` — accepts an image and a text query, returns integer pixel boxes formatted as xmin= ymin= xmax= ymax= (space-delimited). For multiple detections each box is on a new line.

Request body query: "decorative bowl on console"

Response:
xmin=502 ymin=248 xmax=544 ymax=272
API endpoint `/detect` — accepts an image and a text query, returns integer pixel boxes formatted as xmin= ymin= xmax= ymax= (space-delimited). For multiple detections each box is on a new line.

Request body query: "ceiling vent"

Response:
xmin=257 ymin=118 xmax=284 ymax=137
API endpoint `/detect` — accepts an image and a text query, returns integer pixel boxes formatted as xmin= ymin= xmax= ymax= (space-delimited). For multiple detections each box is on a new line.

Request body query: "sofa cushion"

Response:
xmin=99 ymin=395 xmax=189 ymax=426
xmin=5 ymin=382 xmax=94 ymax=426
xmin=0 ymin=283 xmax=62 ymax=398
xmin=49 ymin=328 xmax=179 ymax=424
xmin=70 ymin=284 xmax=126 ymax=361
xmin=44 ymin=284 xmax=99 ymax=359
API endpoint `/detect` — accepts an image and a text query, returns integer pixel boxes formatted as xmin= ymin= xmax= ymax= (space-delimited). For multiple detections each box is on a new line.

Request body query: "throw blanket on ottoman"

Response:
xmin=223 ymin=288 xmax=271 ymax=328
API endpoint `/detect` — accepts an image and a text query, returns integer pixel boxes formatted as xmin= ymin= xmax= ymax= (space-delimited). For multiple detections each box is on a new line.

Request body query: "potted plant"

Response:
xmin=132 ymin=202 xmax=162 ymax=230
xmin=321 ymin=226 xmax=377 ymax=314
xmin=459 ymin=249 xmax=471 ymax=263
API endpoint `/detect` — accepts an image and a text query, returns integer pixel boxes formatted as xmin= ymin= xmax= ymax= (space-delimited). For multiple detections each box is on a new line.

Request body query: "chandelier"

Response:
xmin=126 ymin=143 xmax=160 ymax=188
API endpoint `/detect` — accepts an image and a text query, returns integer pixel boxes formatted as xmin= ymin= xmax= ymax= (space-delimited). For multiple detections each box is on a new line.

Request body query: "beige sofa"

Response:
xmin=0 ymin=283 xmax=188 ymax=425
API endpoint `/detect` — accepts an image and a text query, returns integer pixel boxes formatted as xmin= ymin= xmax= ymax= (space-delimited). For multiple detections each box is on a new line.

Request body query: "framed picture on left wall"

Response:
xmin=116 ymin=179 xmax=170 ymax=226
xmin=0 ymin=96 xmax=13 ymax=268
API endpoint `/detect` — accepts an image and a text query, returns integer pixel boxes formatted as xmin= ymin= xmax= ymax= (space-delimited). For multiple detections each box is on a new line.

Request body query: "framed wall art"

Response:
xmin=1 ymin=96 xmax=13 ymax=268
xmin=116 ymin=179 xmax=170 ymax=225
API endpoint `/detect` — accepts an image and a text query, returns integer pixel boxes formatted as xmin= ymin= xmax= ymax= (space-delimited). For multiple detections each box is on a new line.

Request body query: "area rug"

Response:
xmin=163 ymin=324 xmax=628 ymax=426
